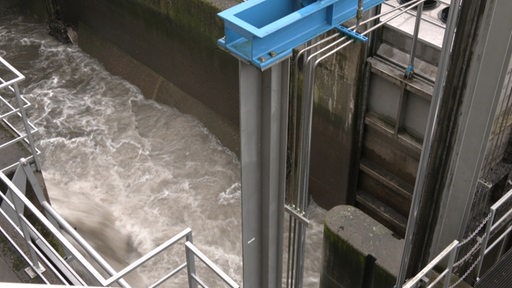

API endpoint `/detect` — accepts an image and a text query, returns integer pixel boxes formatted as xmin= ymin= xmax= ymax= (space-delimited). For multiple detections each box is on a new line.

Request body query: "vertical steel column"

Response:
xmin=13 ymin=83 xmax=41 ymax=171
xmin=239 ymin=59 xmax=290 ymax=288
xmin=1 ymin=164 xmax=26 ymax=227
xmin=185 ymin=233 xmax=198 ymax=288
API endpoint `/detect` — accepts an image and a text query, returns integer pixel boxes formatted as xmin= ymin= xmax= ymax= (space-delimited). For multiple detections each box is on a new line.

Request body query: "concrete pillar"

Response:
xmin=430 ymin=0 xmax=512 ymax=255
xmin=321 ymin=205 xmax=403 ymax=288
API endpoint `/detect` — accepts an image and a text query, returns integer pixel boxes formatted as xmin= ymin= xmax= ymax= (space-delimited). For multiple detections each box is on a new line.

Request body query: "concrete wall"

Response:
xmin=56 ymin=0 xmax=242 ymax=154
xmin=308 ymin=38 xmax=367 ymax=208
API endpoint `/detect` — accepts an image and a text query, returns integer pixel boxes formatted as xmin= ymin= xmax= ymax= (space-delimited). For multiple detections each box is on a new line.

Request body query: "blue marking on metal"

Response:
xmin=217 ymin=0 xmax=385 ymax=69
xmin=404 ymin=65 xmax=414 ymax=79
xmin=336 ymin=25 xmax=368 ymax=42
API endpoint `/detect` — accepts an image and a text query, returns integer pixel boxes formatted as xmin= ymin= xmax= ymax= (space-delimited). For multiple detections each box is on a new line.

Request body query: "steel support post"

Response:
xmin=185 ymin=233 xmax=198 ymax=288
xmin=13 ymin=83 xmax=41 ymax=171
xmin=239 ymin=59 xmax=290 ymax=288
xmin=1 ymin=163 xmax=27 ymax=227
xmin=397 ymin=1 xmax=461 ymax=285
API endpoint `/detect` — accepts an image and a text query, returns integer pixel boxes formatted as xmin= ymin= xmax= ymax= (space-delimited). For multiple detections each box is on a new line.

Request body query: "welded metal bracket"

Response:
xmin=404 ymin=65 xmax=415 ymax=80
xmin=217 ymin=0 xmax=385 ymax=69
xmin=336 ymin=25 xmax=368 ymax=42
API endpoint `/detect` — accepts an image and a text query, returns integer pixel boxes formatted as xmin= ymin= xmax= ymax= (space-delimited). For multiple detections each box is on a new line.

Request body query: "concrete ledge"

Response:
xmin=321 ymin=205 xmax=404 ymax=288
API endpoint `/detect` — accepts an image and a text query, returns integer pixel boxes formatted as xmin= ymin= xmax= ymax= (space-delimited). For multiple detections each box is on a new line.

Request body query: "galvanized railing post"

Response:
xmin=13 ymin=83 xmax=41 ymax=171
xmin=185 ymin=233 xmax=198 ymax=288
xmin=476 ymin=210 xmax=495 ymax=280
xmin=402 ymin=241 xmax=459 ymax=288
xmin=497 ymin=222 xmax=512 ymax=261
xmin=404 ymin=0 xmax=424 ymax=79
xmin=443 ymin=243 xmax=458 ymax=288
xmin=9 ymin=189 xmax=41 ymax=271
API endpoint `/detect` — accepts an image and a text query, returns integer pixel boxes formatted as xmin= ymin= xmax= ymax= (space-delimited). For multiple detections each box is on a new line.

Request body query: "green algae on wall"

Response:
xmin=321 ymin=224 xmax=367 ymax=288
xmin=132 ymin=0 xmax=229 ymax=42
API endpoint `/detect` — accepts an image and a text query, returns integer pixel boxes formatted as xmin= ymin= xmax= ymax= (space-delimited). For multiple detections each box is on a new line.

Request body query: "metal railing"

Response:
xmin=0 ymin=161 xmax=88 ymax=286
xmin=402 ymin=240 xmax=459 ymax=288
xmin=401 ymin=186 xmax=512 ymax=288
xmin=0 ymin=160 xmax=239 ymax=287
xmin=475 ymin=187 xmax=512 ymax=280
xmin=0 ymin=56 xmax=41 ymax=173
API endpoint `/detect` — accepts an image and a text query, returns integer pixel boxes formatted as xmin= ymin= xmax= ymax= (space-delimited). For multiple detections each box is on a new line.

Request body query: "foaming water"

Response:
xmin=0 ymin=13 xmax=324 ymax=287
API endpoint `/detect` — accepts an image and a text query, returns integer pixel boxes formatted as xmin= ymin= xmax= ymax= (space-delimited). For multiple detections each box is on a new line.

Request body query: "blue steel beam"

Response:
xmin=218 ymin=0 xmax=384 ymax=69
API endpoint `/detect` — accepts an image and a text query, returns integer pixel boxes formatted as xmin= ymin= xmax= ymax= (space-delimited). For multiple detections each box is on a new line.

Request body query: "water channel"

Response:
xmin=0 ymin=11 xmax=324 ymax=287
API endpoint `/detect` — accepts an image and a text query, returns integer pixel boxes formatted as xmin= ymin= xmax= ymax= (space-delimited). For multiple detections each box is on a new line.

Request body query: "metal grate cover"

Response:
xmin=476 ymin=248 xmax=512 ymax=288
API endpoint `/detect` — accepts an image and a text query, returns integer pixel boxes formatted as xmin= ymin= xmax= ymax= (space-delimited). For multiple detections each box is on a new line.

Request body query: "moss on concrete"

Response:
xmin=322 ymin=223 xmax=366 ymax=288
xmin=131 ymin=0 xmax=226 ymax=42
xmin=321 ymin=205 xmax=404 ymax=288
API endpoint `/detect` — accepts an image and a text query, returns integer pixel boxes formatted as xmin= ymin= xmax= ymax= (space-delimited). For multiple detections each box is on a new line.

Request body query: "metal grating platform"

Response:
xmin=476 ymin=248 xmax=512 ymax=288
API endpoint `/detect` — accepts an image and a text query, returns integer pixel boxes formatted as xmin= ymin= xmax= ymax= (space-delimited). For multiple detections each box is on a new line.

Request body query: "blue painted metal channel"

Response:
xmin=218 ymin=0 xmax=384 ymax=69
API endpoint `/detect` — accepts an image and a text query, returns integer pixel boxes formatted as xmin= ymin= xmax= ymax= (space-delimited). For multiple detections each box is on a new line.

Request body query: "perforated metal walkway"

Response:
xmin=475 ymin=248 xmax=512 ymax=288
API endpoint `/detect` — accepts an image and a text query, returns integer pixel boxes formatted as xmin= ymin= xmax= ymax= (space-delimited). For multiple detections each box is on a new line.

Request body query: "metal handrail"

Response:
xmin=185 ymin=241 xmax=240 ymax=288
xmin=0 ymin=155 xmax=37 ymax=174
xmin=0 ymin=161 xmax=239 ymax=287
xmin=402 ymin=187 xmax=512 ymax=287
xmin=0 ymin=218 xmax=52 ymax=284
xmin=41 ymin=202 xmax=131 ymax=287
xmin=0 ymin=56 xmax=41 ymax=172
xmin=0 ymin=170 xmax=110 ymax=285
xmin=402 ymin=240 xmax=459 ymax=288
xmin=476 ymin=188 xmax=512 ymax=280
xmin=0 ymin=189 xmax=85 ymax=285
xmin=104 ymin=228 xmax=193 ymax=286
xmin=0 ymin=56 xmax=25 ymax=89
xmin=148 ymin=263 xmax=187 ymax=288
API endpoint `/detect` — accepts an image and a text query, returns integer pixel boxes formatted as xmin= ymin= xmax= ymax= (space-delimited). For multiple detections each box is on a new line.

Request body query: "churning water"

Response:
xmin=0 ymin=12 xmax=324 ymax=287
